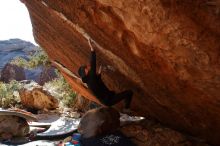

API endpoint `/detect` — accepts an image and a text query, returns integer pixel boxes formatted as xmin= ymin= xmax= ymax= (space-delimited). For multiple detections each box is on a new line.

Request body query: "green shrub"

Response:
xmin=44 ymin=73 xmax=77 ymax=107
xmin=0 ymin=80 xmax=22 ymax=108
xmin=10 ymin=47 xmax=49 ymax=69
xmin=9 ymin=47 xmax=77 ymax=108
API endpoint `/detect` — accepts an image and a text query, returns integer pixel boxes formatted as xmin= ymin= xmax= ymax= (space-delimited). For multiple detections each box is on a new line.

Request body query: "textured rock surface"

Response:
xmin=0 ymin=63 xmax=26 ymax=83
xmin=36 ymin=66 xmax=58 ymax=85
xmin=22 ymin=0 xmax=220 ymax=145
xmin=73 ymin=94 xmax=100 ymax=113
xmin=19 ymin=81 xmax=58 ymax=110
xmin=78 ymin=107 xmax=120 ymax=138
xmin=121 ymin=120 xmax=209 ymax=146
xmin=0 ymin=115 xmax=29 ymax=138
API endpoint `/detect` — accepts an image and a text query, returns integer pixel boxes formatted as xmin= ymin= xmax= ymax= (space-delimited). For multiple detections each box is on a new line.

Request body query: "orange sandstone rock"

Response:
xmin=21 ymin=0 xmax=220 ymax=145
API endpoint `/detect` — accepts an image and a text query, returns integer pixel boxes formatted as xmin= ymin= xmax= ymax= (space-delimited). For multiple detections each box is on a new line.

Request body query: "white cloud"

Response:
xmin=0 ymin=0 xmax=36 ymax=44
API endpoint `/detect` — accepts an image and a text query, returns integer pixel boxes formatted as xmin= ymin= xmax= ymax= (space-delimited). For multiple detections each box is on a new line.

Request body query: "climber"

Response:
xmin=78 ymin=39 xmax=133 ymax=112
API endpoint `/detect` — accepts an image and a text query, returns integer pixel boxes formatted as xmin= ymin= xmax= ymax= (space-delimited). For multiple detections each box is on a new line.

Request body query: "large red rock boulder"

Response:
xmin=0 ymin=63 xmax=25 ymax=83
xmin=21 ymin=0 xmax=220 ymax=145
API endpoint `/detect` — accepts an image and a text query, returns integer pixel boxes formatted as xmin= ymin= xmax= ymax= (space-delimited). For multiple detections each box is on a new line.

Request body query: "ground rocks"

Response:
xmin=78 ymin=107 xmax=120 ymax=138
xmin=0 ymin=115 xmax=29 ymax=139
xmin=19 ymin=81 xmax=58 ymax=110
xmin=120 ymin=120 xmax=209 ymax=146
xmin=0 ymin=63 xmax=25 ymax=83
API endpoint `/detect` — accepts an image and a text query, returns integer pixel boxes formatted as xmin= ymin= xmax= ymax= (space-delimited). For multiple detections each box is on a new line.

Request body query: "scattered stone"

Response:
xmin=0 ymin=115 xmax=29 ymax=139
xmin=19 ymin=81 xmax=58 ymax=110
xmin=62 ymin=108 xmax=72 ymax=113
xmin=120 ymin=113 xmax=145 ymax=126
xmin=0 ymin=63 xmax=25 ymax=83
xmin=68 ymin=112 xmax=81 ymax=118
xmin=61 ymin=111 xmax=81 ymax=119
xmin=78 ymin=107 xmax=120 ymax=138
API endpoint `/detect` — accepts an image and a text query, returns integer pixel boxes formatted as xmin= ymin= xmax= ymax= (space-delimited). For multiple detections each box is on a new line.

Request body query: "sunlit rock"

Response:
xmin=22 ymin=0 xmax=220 ymax=145
xmin=19 ymin=81 xmax=58 ymax=110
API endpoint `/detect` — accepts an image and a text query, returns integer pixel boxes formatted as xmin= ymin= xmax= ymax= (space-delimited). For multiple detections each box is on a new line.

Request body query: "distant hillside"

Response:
xmin=0 ymin=39 xmax=36 ymax=70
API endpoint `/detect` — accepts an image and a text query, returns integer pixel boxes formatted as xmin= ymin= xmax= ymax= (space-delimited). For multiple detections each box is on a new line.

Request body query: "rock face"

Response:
xmin=22 ymin=0 xmax=220 ymax=145
xmin=0 ymin=63 xmax=26 ymax=83
xmin=78 ymin=107 xmax=120 ymax=138
xmin=19 ymin=81 xmax=59 ymax=110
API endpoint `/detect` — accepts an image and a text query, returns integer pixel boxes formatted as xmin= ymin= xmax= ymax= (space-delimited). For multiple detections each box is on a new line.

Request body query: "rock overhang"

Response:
xmin=21 ymin=0 xmax=220 ymax=145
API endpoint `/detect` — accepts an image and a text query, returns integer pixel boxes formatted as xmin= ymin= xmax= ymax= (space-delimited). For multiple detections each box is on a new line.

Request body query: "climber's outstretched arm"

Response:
xmin=88 ymin=39 xmax=96 ymax=74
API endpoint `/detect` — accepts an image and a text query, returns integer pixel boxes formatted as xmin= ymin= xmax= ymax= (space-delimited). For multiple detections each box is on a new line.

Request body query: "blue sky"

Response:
xmin=0 ymin=0 xmax=36 ymax=44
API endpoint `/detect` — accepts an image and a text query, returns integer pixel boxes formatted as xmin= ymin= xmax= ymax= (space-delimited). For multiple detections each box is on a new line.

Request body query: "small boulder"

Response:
xmin=19 ymin=81 xmax=58 ymax=110
xmin=36 ymin=66 xmax=58 ymax=85
xmin=0 ymin=63 xmax=25 ymax=83
xmin=78 ymin=107 xmax=120 ymax=138
xmin=0 ymin=115 xmax=29 ymax=139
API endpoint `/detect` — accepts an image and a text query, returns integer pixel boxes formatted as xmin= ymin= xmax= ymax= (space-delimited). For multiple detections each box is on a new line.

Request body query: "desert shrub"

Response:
xmin=10 ymin=47 xmax=77 ymax=108
xmin=44 ymin=73 xmax=77 ymax=107
xmin=0 ymin=80 xmax=23 ymax=108
xmin=10 ymin=47 xmax=49 ymax=69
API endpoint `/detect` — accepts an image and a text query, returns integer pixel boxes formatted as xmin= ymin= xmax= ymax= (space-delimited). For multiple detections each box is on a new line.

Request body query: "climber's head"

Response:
xmin=78 ymin=65 xmax=90 ymax=78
